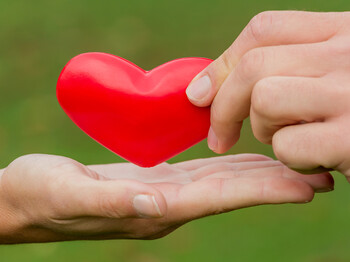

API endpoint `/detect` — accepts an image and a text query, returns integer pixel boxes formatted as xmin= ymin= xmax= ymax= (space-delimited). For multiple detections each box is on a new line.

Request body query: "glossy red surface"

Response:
xmin=57 ymin=52 xmax=212 ymax=167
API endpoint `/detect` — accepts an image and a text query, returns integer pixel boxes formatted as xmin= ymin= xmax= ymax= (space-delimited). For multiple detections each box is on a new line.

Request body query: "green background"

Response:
xmin=1 ymin=0 xmax=350 ymax=261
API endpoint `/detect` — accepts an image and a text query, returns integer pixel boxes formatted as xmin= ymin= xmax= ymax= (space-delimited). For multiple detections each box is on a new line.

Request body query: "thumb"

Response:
xmin=186 ymin=50 xmax=236 ymax=107
xmin=67 ymin=180 xmax=167 ymax=219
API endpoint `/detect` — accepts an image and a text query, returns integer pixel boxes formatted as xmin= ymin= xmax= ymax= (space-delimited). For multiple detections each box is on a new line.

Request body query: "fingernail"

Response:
xmin=208 ymin=126 xmax=218 ymax=152
xmin=315 ymin=187 xmax=334 ymax=193
xmin=186 ymin=75 xmax=212 ymax=102
xmin=133 ymin=194 xmax=162 ymax=218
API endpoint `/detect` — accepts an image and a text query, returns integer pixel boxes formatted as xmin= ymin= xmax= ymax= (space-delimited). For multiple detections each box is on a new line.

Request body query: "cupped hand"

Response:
xmin=186 ymin=11 xmax=350 ymax=176
xmin=0 ymin=153 xmax=333 ymax=244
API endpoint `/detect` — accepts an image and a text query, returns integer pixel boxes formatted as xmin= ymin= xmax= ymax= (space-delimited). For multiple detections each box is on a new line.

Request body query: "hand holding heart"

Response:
xmin=0 ymin=154 xmax=333 ymax=243
xmin=4 ymin=10 xmax=346 ymax=244
xmin=187 ymin=11 xmax=350 ymax=177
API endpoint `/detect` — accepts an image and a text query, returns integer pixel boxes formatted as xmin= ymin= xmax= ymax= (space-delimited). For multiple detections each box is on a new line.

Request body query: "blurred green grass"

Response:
xmin=1 ymin=0 xmax=350 ymax=261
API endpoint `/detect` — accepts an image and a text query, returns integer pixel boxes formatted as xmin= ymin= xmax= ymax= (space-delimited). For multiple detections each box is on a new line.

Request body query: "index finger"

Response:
xmin=186 ymin=11 xmax=341 ymax=107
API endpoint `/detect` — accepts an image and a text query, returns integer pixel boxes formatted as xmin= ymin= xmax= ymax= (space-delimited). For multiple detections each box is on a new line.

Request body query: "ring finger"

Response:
xmin=250 ymin=75 xmax=343 ymax=144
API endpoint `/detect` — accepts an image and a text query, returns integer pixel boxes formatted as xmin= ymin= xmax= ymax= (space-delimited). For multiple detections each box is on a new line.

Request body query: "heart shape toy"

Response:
xmin=57 ymin=52 xmax=212 ymax=167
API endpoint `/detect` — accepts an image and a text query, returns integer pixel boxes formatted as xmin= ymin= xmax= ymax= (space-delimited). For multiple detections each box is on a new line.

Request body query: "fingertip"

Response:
xmin=208 ymin=127 xmax=238 ymax=154
xmin=265 ymin=177 xmax=315 ymax=204
xmin=211 ymin=134 xmax=241 ymax=155
xmin=186 ymin=75 xmax=214 ymax=107
xmin=131 ymin=184 xmax=168 ymax=219
xmin=152 ymin=190 xmax=168 ymax=217
xmin=133 ymin=194 xmax=166 ymax=218
xmin=208 ymin=127 xmax=219 ymax=152
xmin=208 ymin=117 xmax=243 ymax=154
xmin=187 ymin=97 xmax=213 ymax=107
xmin=325 ymin=172 xmax=335 ymax=188
xmin=287 ymin=179 xmax=315 ymax=204
xmin=313 ymin=172 xmax=334 ymax=193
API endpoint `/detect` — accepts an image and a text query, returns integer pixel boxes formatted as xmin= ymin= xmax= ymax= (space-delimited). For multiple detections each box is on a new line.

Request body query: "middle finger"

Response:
xmin=250 ymin=75 xmax=341 ymax=144
xmin=210 ymin=41 xmax=332 ymax=153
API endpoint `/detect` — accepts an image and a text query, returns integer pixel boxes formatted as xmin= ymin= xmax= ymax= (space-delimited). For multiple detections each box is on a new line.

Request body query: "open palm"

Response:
xmin=0 ymin=153 xmax=333 ymax=243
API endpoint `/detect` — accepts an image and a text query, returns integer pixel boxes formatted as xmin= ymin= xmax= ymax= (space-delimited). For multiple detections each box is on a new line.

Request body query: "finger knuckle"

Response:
xmin=96 ymin=193 xmax=123 ymax=218
xmin=205 ymin=52 xmax=233 ymax=89
xmin=250 ymin=117 xmax=272 ymax=145
xmin=251 ymin=77 xmax=280 ymax=119
xmin=237 ymin=48 xmax=265 ymax=81
xmin=251 ymin=78 xmax=272 ymax=115
xmin=247 ymin=11 xmax=276 ymax=43
xmin=272 ymin=132 xmax=292 ymax=166
xmin=220 ymin=50 xmax=235 ymax=73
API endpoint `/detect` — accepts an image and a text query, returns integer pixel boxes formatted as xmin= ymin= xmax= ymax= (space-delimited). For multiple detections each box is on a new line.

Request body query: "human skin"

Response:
xmin=0 ymin=153 xmax=332 ymax=244
xmin=186 ymin=11 xmax=350 ymax=175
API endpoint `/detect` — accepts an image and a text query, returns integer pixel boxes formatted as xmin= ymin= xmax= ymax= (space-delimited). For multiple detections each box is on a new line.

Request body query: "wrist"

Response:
xmin=0 ymin=196 xmax=31 ymax=244
xmin=0 ymin=200 xmax=74 ymax=244
xmin=0 ymin=181 xmax=63 ymax=244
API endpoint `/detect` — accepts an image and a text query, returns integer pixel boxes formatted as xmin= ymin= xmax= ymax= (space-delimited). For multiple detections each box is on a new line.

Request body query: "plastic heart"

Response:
xmin=57 ymin=52 xmax=212 ymax=167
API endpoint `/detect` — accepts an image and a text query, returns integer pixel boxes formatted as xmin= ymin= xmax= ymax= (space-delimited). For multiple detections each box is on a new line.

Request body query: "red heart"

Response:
xmin=57 ymin=52 xmax=212 ymax=167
